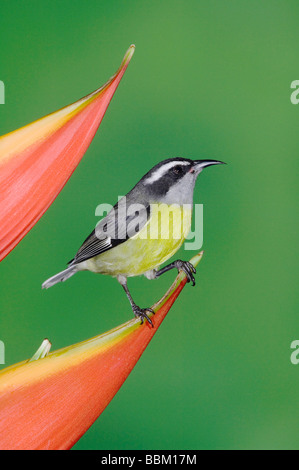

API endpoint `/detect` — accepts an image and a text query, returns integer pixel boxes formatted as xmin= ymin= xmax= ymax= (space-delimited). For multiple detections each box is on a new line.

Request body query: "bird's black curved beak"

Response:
xmin=193 ymin=160 xmax=226 ymax=171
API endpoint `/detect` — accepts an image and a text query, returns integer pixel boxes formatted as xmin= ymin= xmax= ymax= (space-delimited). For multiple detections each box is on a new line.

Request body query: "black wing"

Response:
xmin=69 ymin=198 xmax=151 ymax=265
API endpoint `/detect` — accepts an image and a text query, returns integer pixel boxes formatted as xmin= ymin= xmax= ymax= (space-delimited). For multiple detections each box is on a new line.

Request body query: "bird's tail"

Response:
xmin=42 ymin=265 xmax=78 ymax=289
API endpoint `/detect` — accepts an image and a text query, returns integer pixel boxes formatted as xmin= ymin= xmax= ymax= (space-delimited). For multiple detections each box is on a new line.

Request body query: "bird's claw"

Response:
xmin=176 ymin=260 xmax=197 ymax=286
xmin=132 ymin=305 xmax=155 ymax=327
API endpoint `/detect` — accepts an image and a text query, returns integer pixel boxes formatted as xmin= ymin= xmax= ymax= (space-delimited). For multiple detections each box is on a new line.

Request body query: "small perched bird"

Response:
xmin=42 ymin=158 xmax=224 ymax=325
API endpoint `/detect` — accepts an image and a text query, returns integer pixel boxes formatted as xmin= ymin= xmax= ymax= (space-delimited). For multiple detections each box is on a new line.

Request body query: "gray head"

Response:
xmin=139 ymin=157 xmax=225 ymax=204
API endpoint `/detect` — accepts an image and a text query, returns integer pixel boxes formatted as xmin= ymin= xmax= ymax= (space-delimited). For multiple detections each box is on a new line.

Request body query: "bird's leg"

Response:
xmin=118 ymin=276 xmax=154 ymax=327
xmin=155 ymin=260 xmax=197 ymax=286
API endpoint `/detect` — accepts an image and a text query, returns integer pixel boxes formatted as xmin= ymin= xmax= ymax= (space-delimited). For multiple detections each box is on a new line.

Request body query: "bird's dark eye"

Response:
xmin=172 ymin=165 xmax=183 ymax=175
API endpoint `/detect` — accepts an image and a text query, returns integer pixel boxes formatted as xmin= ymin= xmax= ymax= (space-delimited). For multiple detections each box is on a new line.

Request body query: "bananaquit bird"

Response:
xmin=42 ymin=158 xmax=224 ymax=325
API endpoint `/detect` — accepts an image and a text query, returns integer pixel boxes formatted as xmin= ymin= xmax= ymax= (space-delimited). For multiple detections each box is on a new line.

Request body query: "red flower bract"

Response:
xmin=0 ymin=45 xmax=135 ymax=262
xmin=0 ymin=252 xmax=203 ymax=450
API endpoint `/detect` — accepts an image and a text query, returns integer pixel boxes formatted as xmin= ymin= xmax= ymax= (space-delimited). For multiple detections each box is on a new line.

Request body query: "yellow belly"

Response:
xmin=85 ymin=203 xmax=192 ymax=277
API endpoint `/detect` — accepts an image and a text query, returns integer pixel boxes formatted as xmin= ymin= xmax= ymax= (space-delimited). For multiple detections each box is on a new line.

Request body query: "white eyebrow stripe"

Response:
xmin=143 ymin=161 xmax=189 ymax=184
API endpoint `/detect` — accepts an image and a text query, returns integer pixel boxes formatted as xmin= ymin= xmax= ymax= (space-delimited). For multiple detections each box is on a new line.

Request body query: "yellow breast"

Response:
xmin=86 ymin=203 xmax=192 ymax=277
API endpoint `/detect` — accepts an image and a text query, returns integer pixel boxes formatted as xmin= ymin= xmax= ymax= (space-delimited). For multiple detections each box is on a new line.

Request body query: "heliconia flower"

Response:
xmin=0 ymin=45 xmax=135 ymax=262
xmin=0 ymin=252 xmax=203 ymax=450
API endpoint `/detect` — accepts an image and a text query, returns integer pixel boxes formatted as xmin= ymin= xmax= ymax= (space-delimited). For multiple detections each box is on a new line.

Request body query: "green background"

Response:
xmin=0 ymin=0 xmax=298 ymax=450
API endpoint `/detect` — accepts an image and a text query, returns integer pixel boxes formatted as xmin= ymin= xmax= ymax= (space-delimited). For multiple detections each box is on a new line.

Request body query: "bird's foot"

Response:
xmin=175 ymin=260 xmax=197 ymax=286
xmin=132 ymin=305 xmax=155 ymax=327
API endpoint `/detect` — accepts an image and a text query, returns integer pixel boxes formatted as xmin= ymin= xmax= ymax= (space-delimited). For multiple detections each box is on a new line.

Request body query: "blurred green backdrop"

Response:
xmin=0 ymin=0 xmax=298 ymax=450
